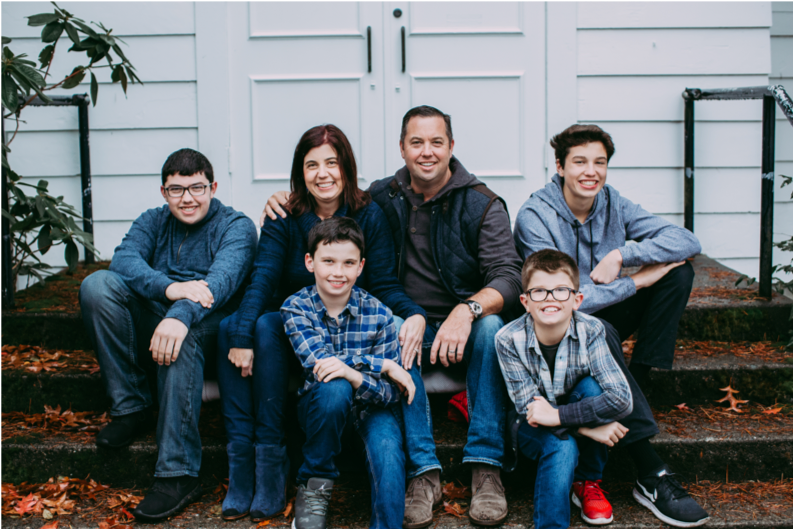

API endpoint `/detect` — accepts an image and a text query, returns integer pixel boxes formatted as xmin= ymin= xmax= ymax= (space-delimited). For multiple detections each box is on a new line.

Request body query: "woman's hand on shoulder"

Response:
xmin=260 ymin=191 xmax=291 ymax=226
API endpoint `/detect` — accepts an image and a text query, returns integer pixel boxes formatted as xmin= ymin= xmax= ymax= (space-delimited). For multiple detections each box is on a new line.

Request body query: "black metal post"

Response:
xmin=759 ymin=95 xmax=776 ymax=299
xmin=2 ymin=113 xmax=14 ymax=308
xmin=76 ymin=95 xmax=94 ymax=264
xmin=683 ymin=97 xmax=695 ymax=232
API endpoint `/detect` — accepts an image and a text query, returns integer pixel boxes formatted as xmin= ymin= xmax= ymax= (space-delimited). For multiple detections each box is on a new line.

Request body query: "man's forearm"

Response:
xmin=468 ymin=287 xmax=504 ymax=318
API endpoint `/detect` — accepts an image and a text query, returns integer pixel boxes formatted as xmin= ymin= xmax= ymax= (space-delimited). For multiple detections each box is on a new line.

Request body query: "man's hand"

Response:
xmin=526 ymin=396 xmax=561 ymax=427
xmin=590 ymin=249 xmax=623 ymax=285
xmin=150 ymin=318 xmax=189 ymax=366
xmin=260 ymin=190 xmax=290 ymax=226
xmin=578 ymin=422 xmax=629 ymax=447
xmin=430 ymin=304 xmax=473 ymax=367
xmin=382 ymin=359 xmax=416 ymax=404
xmin=630 ymin=261 xmax=686 ymax=290
xmin=399 ymin=315 xmax=426 ymax=370
xmin=165 ymin=280 xmax=214 ymax=309
xmin=229 ymin=348 xmax=254 ymax=377
xmin=314 ymin=357 xmax=363 ymax=388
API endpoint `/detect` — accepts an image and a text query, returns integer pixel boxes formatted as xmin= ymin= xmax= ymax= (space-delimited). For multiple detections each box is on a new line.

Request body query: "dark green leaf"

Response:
xmin=111 ymin=43 xmax=128 ymax=62
xmin=70 ymin=19 xmax=98 ymax=37
xmin=111 ymin=64 xmax=122 ymax=83
xmin=11 ymin=185 xmax=29 ymax=205
xmin=35 ymin=194 xmax=46 ymax=217
xmin=124 ymin=65 xmax=141 ymax=86
xmin=15 ymin=64 xmax=46 ymax=87
xmin=61 ymin=67 xmax=85 ymax=89
xmin=118 ymin=65 xmax=127 ymax=92
xmin=50 ymin=227 xmax=67 ymax=240
xmin=2 ymin=74 xmax=19 ymax=111
xmin=27 ymin=13 xmax=60 ymax=27
xmin=38 ymin=44 xmax=55 ymax=68
xmin=8 ymin=169 xmax=21 ymax=182
xmin=3 ymin=46 xmax=14 ymax=60
xmin=65 ymin=240 xmax=79 ymax=271
xmin=10 ymin=67 xmax=34 ymax=95
xmin=2 ymin=37 xmax=11 ymax=45
xmin=63 ymin=22 xmax=80 ymax=45
xmin=36 ymin=179 xmax=49 ymax=191
xmin=90 ymin=72 xmax=98 ymax=106
xmin=38 ymin=223 xmax=52 ymax=254
xmin=41 ymin=21 xmax=64 ymax=43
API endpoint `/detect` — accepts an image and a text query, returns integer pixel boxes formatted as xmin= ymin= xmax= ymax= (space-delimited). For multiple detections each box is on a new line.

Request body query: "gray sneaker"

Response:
xmin=292 ymin=477 xmax=334 ymax=529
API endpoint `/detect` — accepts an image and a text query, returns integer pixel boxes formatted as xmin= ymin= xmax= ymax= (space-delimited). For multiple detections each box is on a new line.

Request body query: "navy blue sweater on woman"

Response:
xmin=225 ymin=201 xmax=427 ymax=350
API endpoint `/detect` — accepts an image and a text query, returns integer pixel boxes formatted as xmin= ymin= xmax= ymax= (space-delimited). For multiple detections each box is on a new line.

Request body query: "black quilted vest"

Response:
xmin=369 ymin=168 xmax=506 ymax=302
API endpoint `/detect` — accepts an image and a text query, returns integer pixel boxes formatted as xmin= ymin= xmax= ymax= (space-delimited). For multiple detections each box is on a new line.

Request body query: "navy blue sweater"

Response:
xmin=109 ymin=198 xmax=258 ymax=329
xmin=226 ymin=201 xmax=426 ymax=350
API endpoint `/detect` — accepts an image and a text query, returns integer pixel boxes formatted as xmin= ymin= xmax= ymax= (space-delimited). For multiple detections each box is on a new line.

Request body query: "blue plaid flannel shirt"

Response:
xmin=495 ymin=310 xmax=632 ymax=428
xmin=281 ymin=285 xmax=402 ymax=413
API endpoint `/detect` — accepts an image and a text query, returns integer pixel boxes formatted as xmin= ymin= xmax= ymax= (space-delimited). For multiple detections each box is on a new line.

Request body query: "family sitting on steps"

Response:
xmin=79 ymin=106 xmax=710 ymax=529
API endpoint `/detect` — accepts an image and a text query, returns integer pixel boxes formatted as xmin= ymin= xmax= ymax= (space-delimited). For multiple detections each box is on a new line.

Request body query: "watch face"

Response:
xmin=469 ymin=301 xmax=482 ymax=315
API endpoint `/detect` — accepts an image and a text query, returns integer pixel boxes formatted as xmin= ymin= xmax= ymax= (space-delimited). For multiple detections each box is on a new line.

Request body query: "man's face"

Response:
xmin=399 ymin=116 xmax=454 ymax=187
xmin=520 ymin=270 xmax=583 ymax=328
xmin=305 ymin=241 xmax=364 ymax=303
xmin=161 ymin=172 xmax=216 ymax=225
xmin=557 ymin=142 xmax=608 ymax=204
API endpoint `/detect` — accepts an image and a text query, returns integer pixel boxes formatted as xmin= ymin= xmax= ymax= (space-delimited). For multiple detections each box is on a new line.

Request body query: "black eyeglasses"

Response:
xmin=525 ymin=287 xmax=577 ymax=302
xmin=164 ymin=184 xmax=209 ymax=198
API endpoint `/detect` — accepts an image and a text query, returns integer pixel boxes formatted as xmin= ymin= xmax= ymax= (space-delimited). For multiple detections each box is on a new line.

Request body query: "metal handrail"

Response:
xmin=681 ymin=85 xmax=793 ymax=298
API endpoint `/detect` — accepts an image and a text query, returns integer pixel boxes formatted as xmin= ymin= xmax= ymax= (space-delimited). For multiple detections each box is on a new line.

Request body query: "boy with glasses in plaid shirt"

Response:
xmin=281 ymin=217 xmax=415 ymax=529
xmin=495 ymin=249 xmax=633 ymax=529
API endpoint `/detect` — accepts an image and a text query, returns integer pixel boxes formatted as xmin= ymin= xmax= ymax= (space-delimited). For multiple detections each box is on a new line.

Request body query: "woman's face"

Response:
xmin=304 ymin=143 xmax=344 ymax=208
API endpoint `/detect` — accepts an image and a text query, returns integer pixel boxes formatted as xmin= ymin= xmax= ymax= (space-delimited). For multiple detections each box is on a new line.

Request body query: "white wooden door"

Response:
xmin=383 ymin=2 xmax=546 ymax=216
xmin=227 ymin=2 xmax=385 ymax=219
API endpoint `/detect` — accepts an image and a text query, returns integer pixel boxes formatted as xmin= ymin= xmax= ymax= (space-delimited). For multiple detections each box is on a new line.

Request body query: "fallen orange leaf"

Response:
xmin=258 ymin=521 xmax=272 ymax=527
xmin=443 ymin=501 xmax=466 ymax=518
xmin=674 ymin=403 xmax=691 ymax=411
xmin=40 ymin=521 xmax=59 ymax=529
xmin=763 ymin=407 xmax=783 ymax=415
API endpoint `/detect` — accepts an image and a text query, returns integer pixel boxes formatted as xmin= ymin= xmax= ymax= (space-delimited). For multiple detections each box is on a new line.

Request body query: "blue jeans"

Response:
xmin=395 ymin=315 xmax=508 ymax=473
xmin=79 ymin=270 xmax=228 ymax=478
xmin=517 ymin=376 xmax=610 ymax=529
xmin=298 ymin=379 xmax=405 ymax=529
xmin=216 ymin=312 xmax=297 ymax=446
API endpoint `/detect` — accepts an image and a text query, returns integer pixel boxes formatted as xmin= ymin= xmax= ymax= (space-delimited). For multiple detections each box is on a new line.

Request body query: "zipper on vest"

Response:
xmin=177 ymin=228 xmax=189 ymax=263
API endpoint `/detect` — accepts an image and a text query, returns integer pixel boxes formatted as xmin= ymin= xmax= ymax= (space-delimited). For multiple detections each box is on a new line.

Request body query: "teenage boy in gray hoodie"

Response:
xmin=513 ymin=125 xmax=707 ymax=528
xmin=79 ymin=148 xmax=258 ymax=522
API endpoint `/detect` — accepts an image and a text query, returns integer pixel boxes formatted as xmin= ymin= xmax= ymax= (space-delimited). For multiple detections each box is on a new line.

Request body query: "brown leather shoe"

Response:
xmin=403 ymin=469 xmax=442 ymax=529
xmin=469 ymin=464 xmax=508 ymax=526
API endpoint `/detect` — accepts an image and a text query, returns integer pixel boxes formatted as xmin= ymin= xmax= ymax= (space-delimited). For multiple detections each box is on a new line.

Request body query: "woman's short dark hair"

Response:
xmin=550 ymin=124 xmax=615 ymax=169
xmin=284 ymin=124 xmax=371 ymax=217
xmin=400 ymin=105 xmax=453 ymax=144
xmin=161 ymin=148 xmax=214 ymax=184
xmin=307 ymin=217 xmax=365 ymax=258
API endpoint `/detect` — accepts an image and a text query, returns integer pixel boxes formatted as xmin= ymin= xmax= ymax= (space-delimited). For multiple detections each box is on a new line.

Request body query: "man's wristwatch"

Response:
xmin=461 ymin=299 xmax=483 ymax=320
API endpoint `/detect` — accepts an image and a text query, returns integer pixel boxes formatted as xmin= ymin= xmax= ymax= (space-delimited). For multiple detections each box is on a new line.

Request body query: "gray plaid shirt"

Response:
xmin=495 ymin=311 xmax=632 ymax=427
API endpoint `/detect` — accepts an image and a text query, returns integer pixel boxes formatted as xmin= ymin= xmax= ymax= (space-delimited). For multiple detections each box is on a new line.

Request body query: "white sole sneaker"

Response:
xmin=632 ymin=488 xmax=709 ymax=528
xmin=571 ymin=491 xmax=614 ymax=525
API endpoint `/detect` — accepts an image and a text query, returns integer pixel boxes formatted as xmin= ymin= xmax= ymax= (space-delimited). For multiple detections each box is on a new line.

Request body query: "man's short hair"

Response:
xmin=521 ymin=249 xmax=580 ymax=292
xmin=400 ymin=105 xmax=453 ymax=144
xmin=307 ymin=217 xmax=365 ymax=258
xmin=550 ymin=124 xmax=615 ymax=168
xmin=161 ymin=148 xmax=214 ymax=185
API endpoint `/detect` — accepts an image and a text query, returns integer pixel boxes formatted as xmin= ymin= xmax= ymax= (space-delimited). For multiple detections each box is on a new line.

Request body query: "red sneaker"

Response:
xmin=572 ymin=480 xmax=613 ymax=525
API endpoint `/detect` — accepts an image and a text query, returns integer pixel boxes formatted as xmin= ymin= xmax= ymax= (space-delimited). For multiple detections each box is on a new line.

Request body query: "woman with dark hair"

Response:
xmin=216 ymin=124 xmax=427 ymax=522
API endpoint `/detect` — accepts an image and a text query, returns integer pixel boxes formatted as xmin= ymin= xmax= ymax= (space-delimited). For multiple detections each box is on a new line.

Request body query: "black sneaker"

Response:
xmin=633 ymin=465 xmax=709 ymax=527
xmin=292 ymin=477 xmax=333 ymax=529
xmin=132 ymin=476 xmax=202 ymax=522
xmin=96 ymin=409 xmax=151 ymax=448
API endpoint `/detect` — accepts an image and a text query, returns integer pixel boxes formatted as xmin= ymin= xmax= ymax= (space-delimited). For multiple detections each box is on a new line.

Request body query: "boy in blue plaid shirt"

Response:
xmin=281 ymin=217 xmax=415 ymax=529
xmin=495 ymin=249 xmax=633 ymax=529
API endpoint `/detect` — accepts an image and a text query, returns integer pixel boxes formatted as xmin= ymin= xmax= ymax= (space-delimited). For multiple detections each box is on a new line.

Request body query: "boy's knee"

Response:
xmin=666 ymin=260 xmax=695 ymax=289
xmin=475 ymin=315 xmax=505 ymax=339
xmin=314 ymin=379 xmax=354 ymax=414
xmin=570 ymin=376 xmax=603 ymax=402
xmin=79 ymin=270 xmax=125 ymax=308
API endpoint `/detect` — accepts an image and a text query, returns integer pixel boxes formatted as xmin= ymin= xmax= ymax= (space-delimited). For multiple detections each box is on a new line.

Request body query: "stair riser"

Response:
xmin=3 ymin=439 xmax=790 ymax=487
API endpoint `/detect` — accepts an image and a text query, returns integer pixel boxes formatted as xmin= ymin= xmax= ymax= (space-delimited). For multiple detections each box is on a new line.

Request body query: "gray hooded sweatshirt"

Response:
xmin=513 ymin=174 xmax=701 ymax=314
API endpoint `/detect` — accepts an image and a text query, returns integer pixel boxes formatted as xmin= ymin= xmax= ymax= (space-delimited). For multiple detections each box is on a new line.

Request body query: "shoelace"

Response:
xmin=657 ymin=473 xmax=690 ymax=501
xmin=303 ymin=487 xmax=332 ymax=515
xmin=406 ymin=474 xmax=434 ymax=504
xmin=475 ymin=472 xmax=504 ymax=495
xmin=582 ymin=481 xmax=609 ymax=503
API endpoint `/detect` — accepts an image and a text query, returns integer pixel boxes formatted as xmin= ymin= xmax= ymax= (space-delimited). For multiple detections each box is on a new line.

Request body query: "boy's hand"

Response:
xmin=631 ymin=261 xmax=685 ymax=290
xmin=314 ymin=357 xmax=363 ymax=388
xmin=399 ymin=314 xmax=426 ymax=370
xmin=526 ymin=396 xmax=561 ymax=427
xmin=150 ymin=318 xmax=189 ymax=365
xmin=165 ymin=280 xmax=214 ymax=308
xmin=590 ymin=249 xmax=623 ymax=285
xmin=578 ymin=422 xmax=629 ymax=447
xmin=382 ymin=359 xmax=416 ymax=404
xmin=260 ymin=190 xmax=290 ymax=225
xmin=229 ymin=348 xmax=254 ymax=377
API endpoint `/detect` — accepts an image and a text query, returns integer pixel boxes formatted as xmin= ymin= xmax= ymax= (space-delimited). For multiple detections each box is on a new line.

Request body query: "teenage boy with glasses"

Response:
xmin=79 ymin=148 xmax=258 ymax=521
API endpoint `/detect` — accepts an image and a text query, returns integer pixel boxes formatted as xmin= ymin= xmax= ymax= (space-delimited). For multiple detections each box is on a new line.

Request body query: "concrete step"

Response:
xmin=2 ymin=256 xmax=791 ymax=350
xmin=4 ymin=340 xmax=791 ymax=413
xmin=1 ymin=476 xmax=792 ymax=529
xmin=3 ymin=401 xmax=791 ymax=488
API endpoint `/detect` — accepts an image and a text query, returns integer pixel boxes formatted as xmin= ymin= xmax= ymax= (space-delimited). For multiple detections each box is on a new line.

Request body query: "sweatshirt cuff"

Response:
xmin=228 ymin=333 xmax=255 ymax=350
xmin=618 ymin=245 xmax=641 ymax=268
xmin=558 ymin=405 xmax=576 ymax=428
xmin=165 ymin=300 xmax=200 ymax=329
xmin=153 ymin=276 xmax=177 ymax=303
